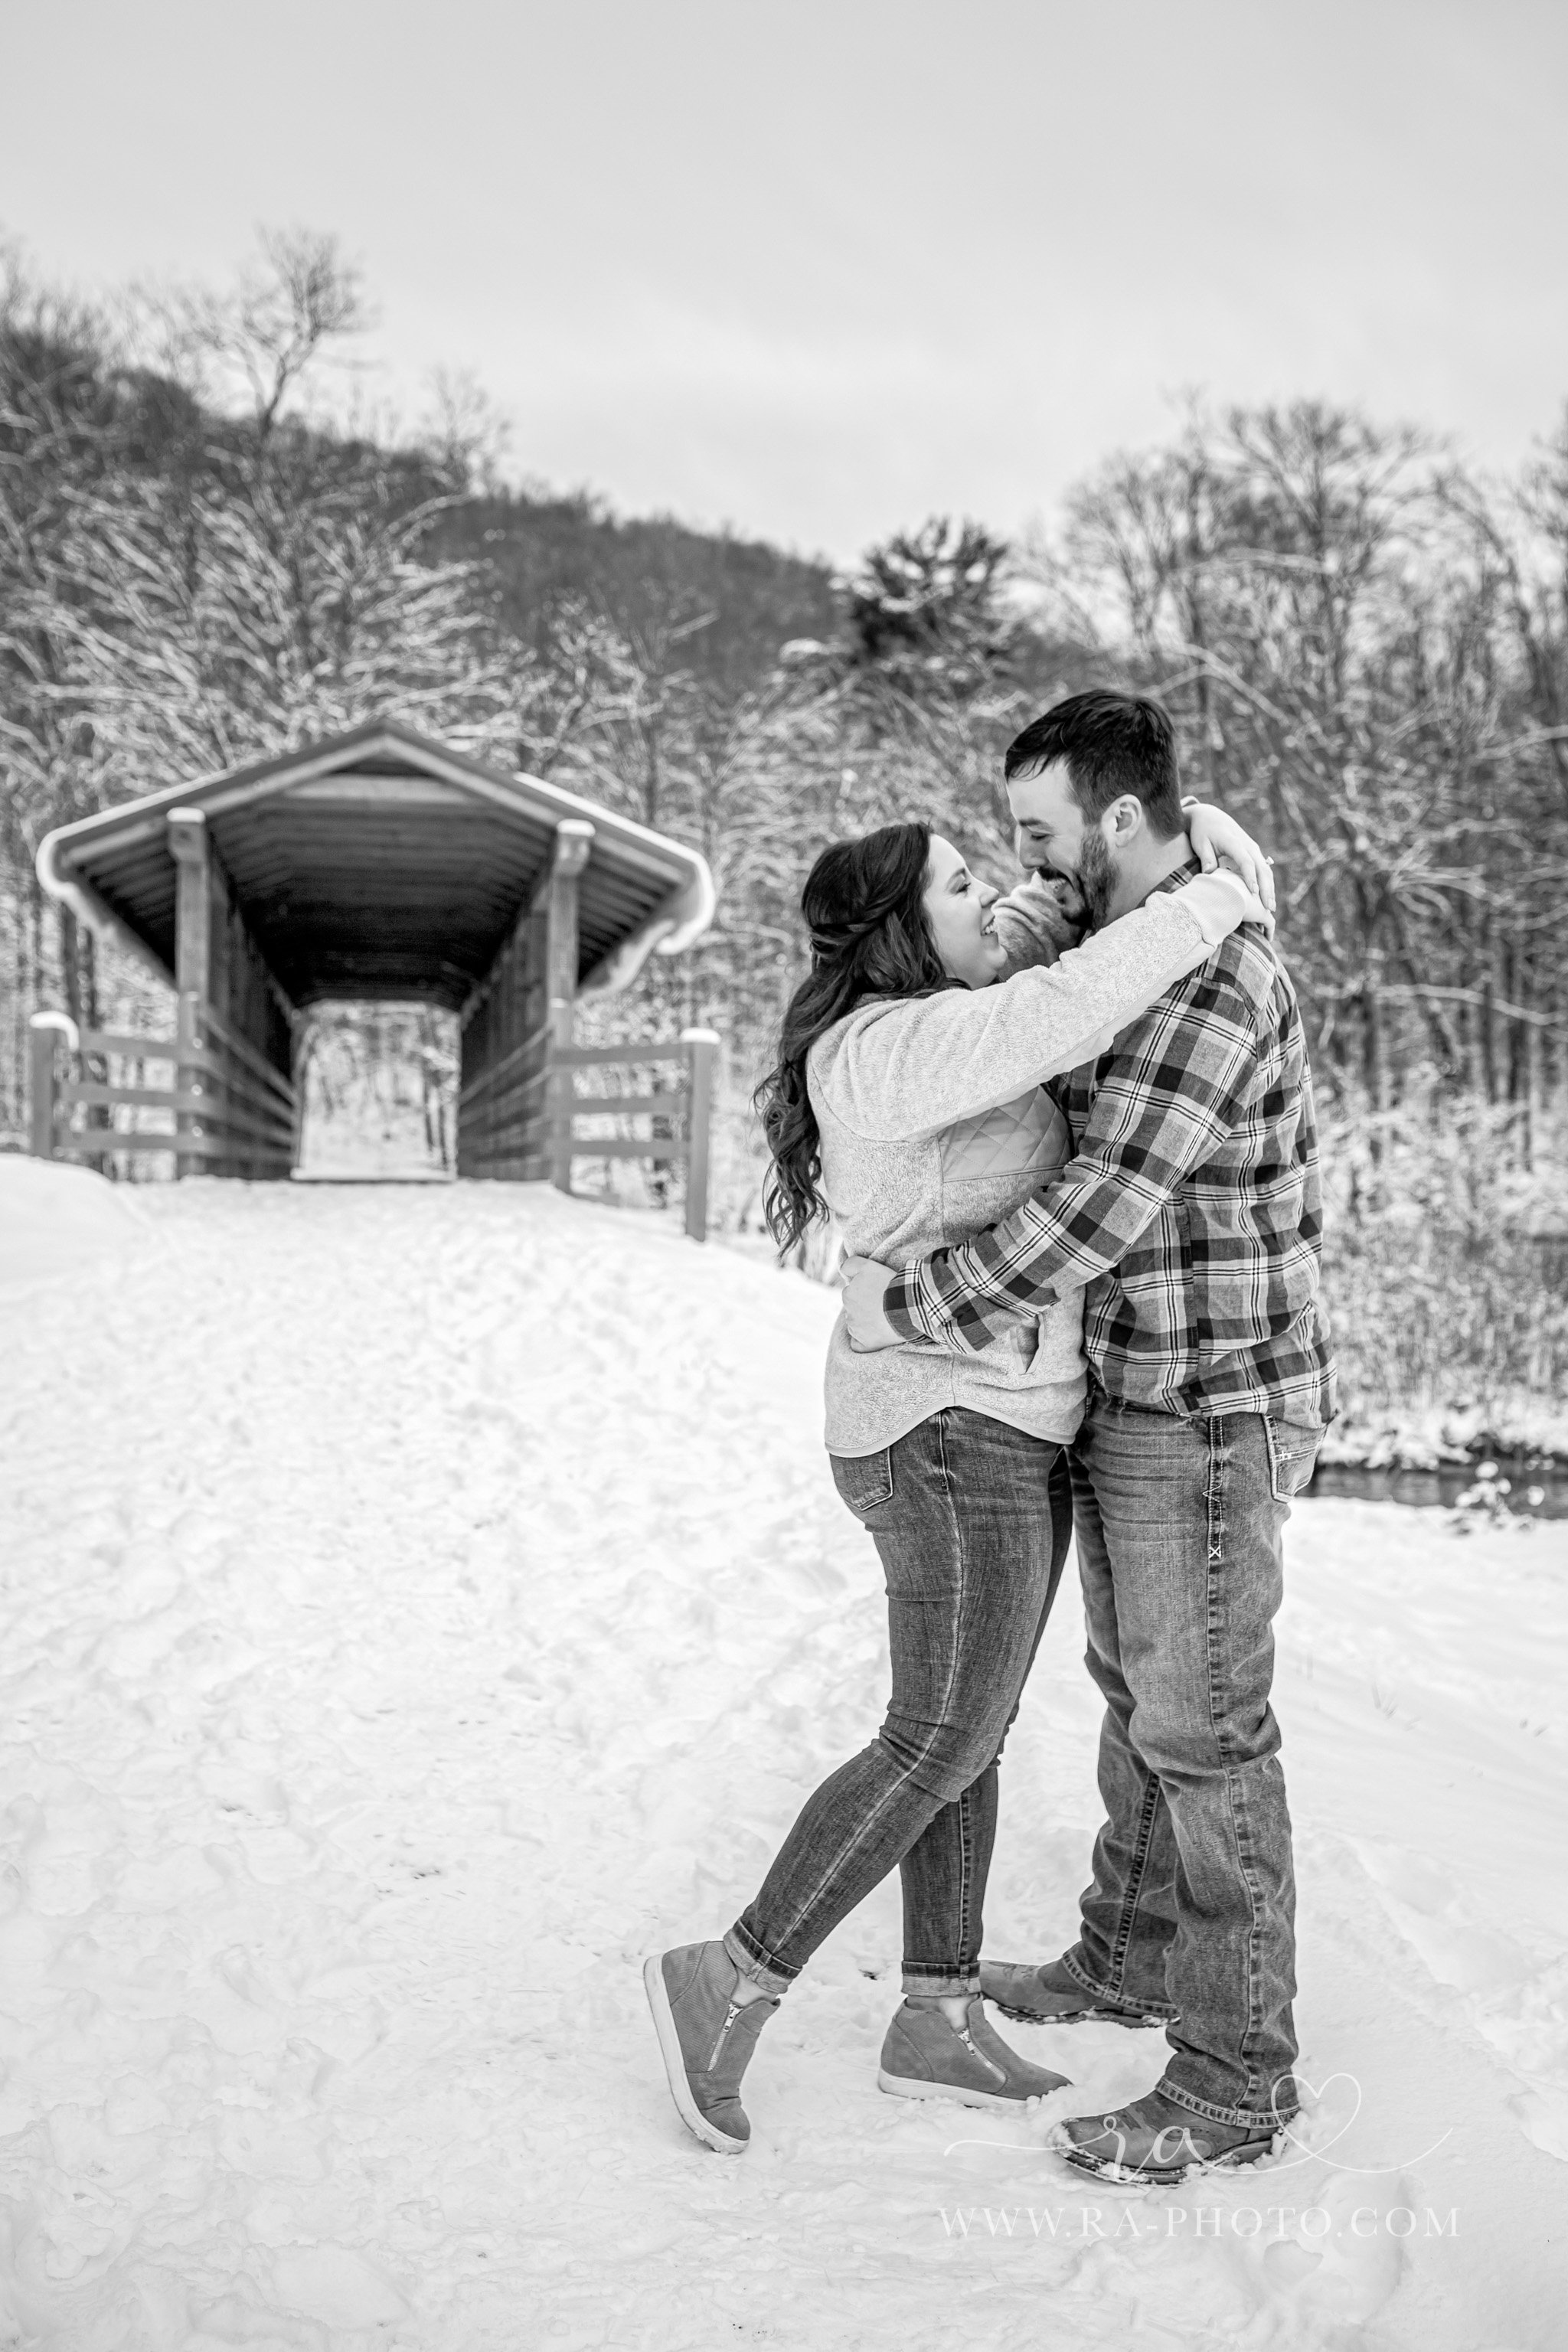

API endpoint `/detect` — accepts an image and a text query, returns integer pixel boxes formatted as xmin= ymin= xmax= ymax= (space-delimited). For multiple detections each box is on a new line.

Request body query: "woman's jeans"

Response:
xmin=727 ymin=1410 xmax=1072 ymax=1999
xmin=1060 ymin=1395 xmax=1321 ymax=2130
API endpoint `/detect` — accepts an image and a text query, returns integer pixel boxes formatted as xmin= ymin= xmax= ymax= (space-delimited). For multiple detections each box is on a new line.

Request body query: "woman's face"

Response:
xmin=923 ymin=835 xmax=1006 ymax=988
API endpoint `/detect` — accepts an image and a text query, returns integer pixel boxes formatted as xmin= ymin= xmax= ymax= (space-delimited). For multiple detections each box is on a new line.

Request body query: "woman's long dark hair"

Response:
xmin=755 ymin=819 xmax=956 ymax=1253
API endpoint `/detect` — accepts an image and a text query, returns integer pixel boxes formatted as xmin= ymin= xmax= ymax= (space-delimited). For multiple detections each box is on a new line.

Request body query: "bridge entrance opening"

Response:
xmin=295 ymin=1003 xmax=459 ymax=1183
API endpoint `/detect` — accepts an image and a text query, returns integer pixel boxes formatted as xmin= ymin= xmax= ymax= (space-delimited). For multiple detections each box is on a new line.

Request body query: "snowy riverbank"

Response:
xmin=1317 ymin=1401 xmax=1568 ymax=1477
xmin=2 ymin=1172 xmax=1564 ymax=2350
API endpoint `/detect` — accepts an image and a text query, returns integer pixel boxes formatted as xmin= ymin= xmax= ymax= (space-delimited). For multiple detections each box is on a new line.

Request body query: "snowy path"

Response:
xmin=2 ymin=1177 xmax=1564 ymax=2351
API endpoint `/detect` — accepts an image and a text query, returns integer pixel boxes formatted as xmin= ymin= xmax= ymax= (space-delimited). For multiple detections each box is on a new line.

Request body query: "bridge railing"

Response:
xmin=28 ymin=998 xmax=299 ymax=1178
xmin=457 ymin=1027 xmax=718 ymax=1240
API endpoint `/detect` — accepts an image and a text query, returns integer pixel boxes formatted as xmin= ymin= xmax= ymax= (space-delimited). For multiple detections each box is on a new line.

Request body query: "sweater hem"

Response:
xmin=824 ymin=1395 xmax=1085 ymax=1459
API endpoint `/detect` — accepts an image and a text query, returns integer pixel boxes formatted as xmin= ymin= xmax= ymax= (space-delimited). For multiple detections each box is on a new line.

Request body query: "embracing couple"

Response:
xmin=645 ymin=688 xmax=1336 ymax=2188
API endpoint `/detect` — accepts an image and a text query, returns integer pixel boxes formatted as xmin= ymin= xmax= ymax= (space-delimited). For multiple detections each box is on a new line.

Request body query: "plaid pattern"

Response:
xmin=884 ymin=868 xmax=1337 ymax=1425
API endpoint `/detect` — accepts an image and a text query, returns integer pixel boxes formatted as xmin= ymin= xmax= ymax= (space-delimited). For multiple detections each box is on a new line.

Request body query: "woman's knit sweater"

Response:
xmin=808 ymin=871 xmax=1254 ymax=1455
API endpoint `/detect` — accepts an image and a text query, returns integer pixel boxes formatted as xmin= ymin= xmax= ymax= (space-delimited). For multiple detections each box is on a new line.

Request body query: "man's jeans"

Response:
xmin=1061 ymin=1395 xmax=1321 ymax=2130
xmin=727 ymin=1410 xmax=1073 ymax=1998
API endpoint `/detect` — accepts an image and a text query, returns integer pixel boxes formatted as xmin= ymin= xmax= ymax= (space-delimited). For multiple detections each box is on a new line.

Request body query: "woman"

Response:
xmin=645 ymin=811 xmax=1269 ymax=2155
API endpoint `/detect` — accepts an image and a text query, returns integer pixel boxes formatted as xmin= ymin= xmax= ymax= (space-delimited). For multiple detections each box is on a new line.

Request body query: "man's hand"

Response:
xmin=840 ymin=1255 xmax=903 ymax=1351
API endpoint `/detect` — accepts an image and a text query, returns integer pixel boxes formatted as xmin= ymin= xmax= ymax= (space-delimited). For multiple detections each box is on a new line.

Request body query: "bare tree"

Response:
xmin=150 ymin=227 xmax=371 ymax=454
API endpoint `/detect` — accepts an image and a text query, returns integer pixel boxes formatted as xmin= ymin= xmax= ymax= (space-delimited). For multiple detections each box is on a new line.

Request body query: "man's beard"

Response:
xmin=1076 ymin=828 xmax=1119 ymax=930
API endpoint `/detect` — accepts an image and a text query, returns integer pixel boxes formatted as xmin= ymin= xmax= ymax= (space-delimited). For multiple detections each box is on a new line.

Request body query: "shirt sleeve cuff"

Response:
xmin=883 ymin=1269 xmax=929 ymax=1342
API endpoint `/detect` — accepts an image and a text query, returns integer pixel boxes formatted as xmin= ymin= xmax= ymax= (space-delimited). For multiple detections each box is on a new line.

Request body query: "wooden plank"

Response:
xmin=227 ymin=826 xmax=523 ymax=861
xmin=175 ymin=1096 xmax=298 ymax=1152
xmin=568 ymin=1094 xmax=682 ymax=1118
xmin=238 ymin=883 xmax=523 ymax=919
xmin=567 ymin=1138 xmax=689 ymax=1165
xmin=64 ymin=1060 xmax=297 ymax=1140
xmin=57 ymin=1132 xmax=178 ymax=1158
xmin=459 ymin=1126 xmax=539 ymax=1161
xmin=177 ymin=1041 xmax=291 ymax=1106
xmin=234 ymin=838 xmax=526 ymax=871
xmin=457 ymin=1086 xmax=547 ymax=1144
xmin=56 ymin=1132 xmax=288 ymax=1163
xmin=61 ymin=1081 xmax=186 ymax=1112
xmin=220 ymin=845 xmax=514 ymax=880
xmin=246 ymin=809 xmax=522 ymax=839
xmin=198 ymin=1007 xmax=298 ymax=1105
xmin=461 ymin=1148 xmax=547 ymax=1174
xmin=460 ymin=1102 xmax=542 ymax=1147
xmin=282 ymin=775 xmax=472 ymax=806
xmin=75 ymin=1030 xmax=178 ymax=1059
xmin=57 ymin=1136 xmax=172 ymax=1158
xmin=243 ymin=871 xmax=522 ymax=906
xmin=460 ymin=1067 xmax=548 ymax=1119
xmin=458 ymin=1073 xmax=540 ymax=1122
xmin=186 ymin=1095 xmax=297 ymax=1146
xmin=458 ymin=1145 xmax=547 ymax=1174
xmin=457 ymin=1023 xmax=551 ymax=1107
xmin=554 ymin=1040 xmax=688 ymax=1069
xmin=216 ymin=1082 xmax=299 ymax=1145
xmin=60 ymin=1088 xmax=297 ymax=1151
xmin=198 ymin=1048 xmax=298 ymax=1120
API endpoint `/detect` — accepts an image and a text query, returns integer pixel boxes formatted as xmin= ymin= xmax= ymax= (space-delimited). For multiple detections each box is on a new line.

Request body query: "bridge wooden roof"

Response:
xmin=37 ymin=720 xmax=714 ymax=1010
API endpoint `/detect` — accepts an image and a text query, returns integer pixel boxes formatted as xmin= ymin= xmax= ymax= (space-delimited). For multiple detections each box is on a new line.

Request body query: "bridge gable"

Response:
xmin=38 ymin=719 xmax=711 ymax=1010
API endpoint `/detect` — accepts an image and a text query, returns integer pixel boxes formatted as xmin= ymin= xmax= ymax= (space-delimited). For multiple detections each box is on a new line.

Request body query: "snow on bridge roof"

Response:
xmin=36 ymin=717 xmax=715 ymax=1009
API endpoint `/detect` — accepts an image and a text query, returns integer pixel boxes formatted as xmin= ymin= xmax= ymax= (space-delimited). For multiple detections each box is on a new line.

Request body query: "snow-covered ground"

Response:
xmin=2 ymin=1168 xmax=1564 ymax=2352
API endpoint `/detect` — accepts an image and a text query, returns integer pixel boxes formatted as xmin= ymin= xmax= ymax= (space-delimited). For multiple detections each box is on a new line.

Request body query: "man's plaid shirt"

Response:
xmin=884 ymin=865 xmax=1338 ymax=1426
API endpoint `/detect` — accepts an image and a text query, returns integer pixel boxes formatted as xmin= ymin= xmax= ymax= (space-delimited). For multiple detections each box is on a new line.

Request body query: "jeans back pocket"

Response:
xmin=831 ymin=1447 xmax=895 ymax=1519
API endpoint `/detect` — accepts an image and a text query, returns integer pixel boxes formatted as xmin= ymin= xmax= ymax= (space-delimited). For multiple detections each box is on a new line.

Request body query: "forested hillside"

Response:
xmin=3 ymin=232 xmax=1564 ymax=1449
xmin=431 ymin=491 xmax=838 ymax=701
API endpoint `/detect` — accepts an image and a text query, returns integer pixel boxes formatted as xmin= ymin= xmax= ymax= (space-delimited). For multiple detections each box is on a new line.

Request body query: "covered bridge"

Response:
xmin=31 ymin=720 xmax=720 ymax=1230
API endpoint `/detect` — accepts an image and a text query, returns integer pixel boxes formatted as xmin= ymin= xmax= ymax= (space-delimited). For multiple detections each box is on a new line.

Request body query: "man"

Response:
xmin=841 ymin=688 xmax=1334 ymax=2186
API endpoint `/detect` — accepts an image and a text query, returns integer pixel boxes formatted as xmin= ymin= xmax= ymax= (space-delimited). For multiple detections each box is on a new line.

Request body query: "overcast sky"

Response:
xmin=8 ymin=0 xmax=1566 ymax=564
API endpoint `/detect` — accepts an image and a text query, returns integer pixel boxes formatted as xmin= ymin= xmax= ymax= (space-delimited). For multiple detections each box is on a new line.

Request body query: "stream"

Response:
xmin=1308 ymin=1458 xmax=1568 ymax=1520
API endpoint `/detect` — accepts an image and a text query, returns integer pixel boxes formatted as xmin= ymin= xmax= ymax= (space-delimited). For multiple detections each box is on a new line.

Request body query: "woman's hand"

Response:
xmin=840 ymin=1256 xmax=903 ymax=1351
xmin=1186 ymin=867 xmax=1275 ymax=938
xmin=1184 ymin=801 xmax=1276 ymax=917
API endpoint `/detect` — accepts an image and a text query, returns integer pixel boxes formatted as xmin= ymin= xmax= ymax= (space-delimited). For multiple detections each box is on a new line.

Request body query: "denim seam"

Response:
xmin=769 ymin=1417 xmax=968 ymax=1967
xmin=942 ymin=1412 xmax=975 ymax=1986
xmin=766 ymin=1730 xmax=935 ymax=1964
xmin=1206 ymin=1416 xmax=1272 ymax=2114
xmin=1105 ymin=1773 xmax=1165 ymax=1997
xmin=956 ymin=1781 xmax=976 ymax=1981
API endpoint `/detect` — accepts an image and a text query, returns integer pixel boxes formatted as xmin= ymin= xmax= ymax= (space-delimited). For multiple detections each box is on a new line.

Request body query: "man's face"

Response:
xmin=1007 ymin=759 xmax=1118 ymax=928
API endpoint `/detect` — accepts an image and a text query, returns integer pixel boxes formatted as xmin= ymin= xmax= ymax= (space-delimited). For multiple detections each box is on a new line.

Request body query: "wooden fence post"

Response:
xmin=28 ymin=1014 xmax=70 ymax=1159
xmin=168 ymin=808 xmax=213 ymax=1181
xmin=175 ymin=991 xmax=205 ymax=1180
xmin=681 ymin=1027 xmax=719 ymax=1242
xmin=289 ymin=1014 xmax=306 ymax=1171
xmin=545 ymin=820 xmax=594 ymax=1193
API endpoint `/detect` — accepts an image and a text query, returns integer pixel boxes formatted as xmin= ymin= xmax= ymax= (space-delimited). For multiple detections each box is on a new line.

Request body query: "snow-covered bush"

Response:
xmin=1319 ymin=1090 xmax=1568 ymax=1461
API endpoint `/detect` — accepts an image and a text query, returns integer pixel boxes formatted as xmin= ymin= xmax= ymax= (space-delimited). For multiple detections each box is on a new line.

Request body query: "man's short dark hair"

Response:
xmin=1004 ymin=690 xmax=1184 ymax=840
